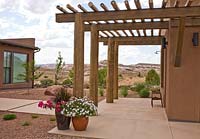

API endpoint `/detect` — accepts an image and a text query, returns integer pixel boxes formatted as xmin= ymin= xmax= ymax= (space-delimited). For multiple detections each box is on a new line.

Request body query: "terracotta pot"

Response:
xmin=72 ymin=117 xmax=89 ymax=131
xmin=55 ymin=111 xmax=71 ymax=130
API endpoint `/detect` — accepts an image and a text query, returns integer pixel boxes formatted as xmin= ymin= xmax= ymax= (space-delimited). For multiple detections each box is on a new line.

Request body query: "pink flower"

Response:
xmin=55 ymin=104 xmax=61 ymax=112
xmin=61 ymin=101 xmax=66 ymax=105
xmin=38 ymin=101 xmax=44 ymax=108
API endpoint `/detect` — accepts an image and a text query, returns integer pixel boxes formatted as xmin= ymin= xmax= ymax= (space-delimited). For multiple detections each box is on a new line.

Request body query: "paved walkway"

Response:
xmin=0 ymin=97 xmax=199 ymax=139
xmin=0 ymin=98 xmax=54 ymax=115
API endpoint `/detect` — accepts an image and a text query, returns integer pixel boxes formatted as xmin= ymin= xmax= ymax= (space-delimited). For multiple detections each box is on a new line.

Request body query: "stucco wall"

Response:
xmin=0 ymin=43 xmax=34 ymax=89
xmin=165 ymin=20 xmax=200 ymax=122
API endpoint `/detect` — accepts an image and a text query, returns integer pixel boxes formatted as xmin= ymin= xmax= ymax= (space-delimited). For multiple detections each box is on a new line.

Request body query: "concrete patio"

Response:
xmin=0 ymin=97 xmax=199 ymax=139
xmin=48 ymin=98 xmax=200 ymax=139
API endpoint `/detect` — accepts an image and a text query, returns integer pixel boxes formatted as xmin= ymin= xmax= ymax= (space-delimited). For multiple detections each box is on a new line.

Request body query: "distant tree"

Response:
xmin=17 ymin=61 xmax=44 ymax=93
xmin=55 ymin=52 xmax=65 ymax=85
xmin=145 ymin=69 xmax=160 ymax=85
xmin=98 ymin=67 xmax=107 ymax=88
xmin=68 ymin=67 xmax=74 ymax=80
xmin=63 ymin=68 xmax=74 ymax=87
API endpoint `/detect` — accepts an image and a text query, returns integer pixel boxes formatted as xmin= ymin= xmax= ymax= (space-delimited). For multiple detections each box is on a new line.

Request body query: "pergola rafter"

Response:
xmin=55 ymin=0 xmax=200 ymax=105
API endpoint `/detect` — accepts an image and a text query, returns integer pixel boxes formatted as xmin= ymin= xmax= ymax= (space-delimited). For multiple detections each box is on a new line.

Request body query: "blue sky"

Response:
xmin=0 ymin=0 xmax=162 ymax=65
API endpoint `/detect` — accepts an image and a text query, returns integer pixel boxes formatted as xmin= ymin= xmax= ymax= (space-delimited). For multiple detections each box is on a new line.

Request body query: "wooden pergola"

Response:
xmin=55 ymin=0 xmax=200 ymax=106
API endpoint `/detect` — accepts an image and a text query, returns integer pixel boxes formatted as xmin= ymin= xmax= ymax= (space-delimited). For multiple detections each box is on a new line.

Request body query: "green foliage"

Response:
xmin=145 ymin=69 xmax=160 ymax=85
xmin=21 ymin=121 xmax=30 ymax=126
xmin=139 ymin=88 xmax=150 ymax=98
xmin=68 ymin=68 xmax=74 ymax=80
xmin=40 ymin=79 xmax=54 ymax=87
xmin=3 ymin=114 xmax=16 ymax=120
xmin=17 ymin=61 xmax=44 ymax=85
xmin=54 ymin=88 xmax=71 ymax=103
xmin=31 ymin=114 xmax=39 ymax=119
xmin=44 ymin=75 xmax=48 ymax=79
xmin=98 ymin=87 xmax=104 ymax=96
xmin=55 ymin=52 xmax=65 ymax=85
xmin=62 ymin=78 xmax=73 ymax=86
xmin=50 ymin=117 xmax=56 ymax=121
xmin=120 ymin=86 xmax=128 ymax=97
xmin=98 ymin=68 xmax=107 ymax=88
xmin=133 ymin=83 xmax=146 ymax=92
xmin=118 ymin=74 xmax=123 ymax=80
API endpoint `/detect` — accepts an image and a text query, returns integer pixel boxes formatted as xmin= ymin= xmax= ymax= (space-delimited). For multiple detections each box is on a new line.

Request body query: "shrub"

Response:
xmin=44 ymin=75 xmax=48 ymax=78
xmin=98 ymin=87 xmax=104 ymax=96
xmin=3 ymin=114 xmax=16 ymax=120
xmin=40 ymin=79 xmax=54 ymax=87
xmin=139 ymin=88 xmax=150 ymax=98
xmin=50 ymin=117 xmax=56 ymax=121
xmin=133 ymin=83 xmax=146 ymax=92
xmin=31 ymin=114 xmax=39 ymax=119
xmin=62 ymin=78 xmax=73 ymax=87
xmin=98 ymin=68 xmax=107 ymax=88
xmin=145 ymin=69 xmax=160 ymax=85
xmin=21 ymin=121 xmax=30 ymax=126
xmin=120 ymin=86 xmax=128 ymax=97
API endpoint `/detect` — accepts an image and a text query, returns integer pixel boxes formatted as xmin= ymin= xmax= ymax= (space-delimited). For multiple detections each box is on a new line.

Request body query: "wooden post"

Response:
xmin=90 ymin=24 xmax=99 ymax=106
xmin=174 ymin=17 xmax=185 ymax=67
xmin=74 ymin=13 xmax=84 ymax=97
xmin=161 ymin=47 xmax=164 ymax=88
xmin=113 ymin=42 xmax=119 ymax=99
xmin=106 ymin=38 xmax=114 ymax=103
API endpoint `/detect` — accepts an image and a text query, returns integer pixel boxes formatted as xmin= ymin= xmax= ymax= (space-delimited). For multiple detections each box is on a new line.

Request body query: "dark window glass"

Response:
xmin=3 ymin=52 xmax=11 ymax=84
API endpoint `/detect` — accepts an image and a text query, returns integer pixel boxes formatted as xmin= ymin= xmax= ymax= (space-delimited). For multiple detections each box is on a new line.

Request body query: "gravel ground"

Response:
xmin=0 ymin=88 xmax=105 ymax=102
xmin=0 ymin=88 xmax=105 ymax=139
xmin=0 ymin=111 xmax=69 ymax=139
xmin=0 ymin=88 xmax=50 ymax=100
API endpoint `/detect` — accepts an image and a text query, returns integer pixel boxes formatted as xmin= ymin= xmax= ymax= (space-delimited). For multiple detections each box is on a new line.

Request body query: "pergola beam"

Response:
xmin=100 ymin=36 xmax=162 ymax=45
xmin=56 ymin=6 xmax=200 ymax=23
xmin=83 ymin=21 xmax=169 ymax=31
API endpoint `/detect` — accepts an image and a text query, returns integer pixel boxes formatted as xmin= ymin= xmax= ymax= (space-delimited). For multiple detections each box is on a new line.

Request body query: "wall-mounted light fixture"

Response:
xmin=161 ymin=37 xmax=168 ymax=49
xmin=192 ymin=32 xmax=199 ymax=47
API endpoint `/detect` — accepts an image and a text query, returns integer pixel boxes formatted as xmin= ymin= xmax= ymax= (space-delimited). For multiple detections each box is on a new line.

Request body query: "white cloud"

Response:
xmin=1 ymin=0 xmax=161 ymax=65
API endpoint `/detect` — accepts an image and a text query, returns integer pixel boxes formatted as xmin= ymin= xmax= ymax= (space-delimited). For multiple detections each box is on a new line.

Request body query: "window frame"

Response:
xmin=3 ymin=51 xmax=29 ymax=84
xmin=3 ymin=51 xmax=12 ymax=84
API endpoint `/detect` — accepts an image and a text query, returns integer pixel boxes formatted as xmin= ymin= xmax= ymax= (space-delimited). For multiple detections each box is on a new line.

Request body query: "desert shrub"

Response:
xmin=40 ymin=79 xmax=54 ymax=87
xmin=3 ymin=114 xmax=16 ymax=120
xmin=145 ymin=69 xmax=160 ymax=85
xmin=98 ymin=87 xmax=104 ymax=96
xmin=98 ymin=68 xmax=107 ymax=88
xmin=120 ymin=86 xmax=128 ymax=97
xmin=118 ymin=74 xmax=123 ymax=80
xmin=139 ymin=88 xmax=150 ymax=98
xmin=133 ymin=82 xmax=146 ymax=92
xmin=31 ymin=114 xmax=39 ymax=119
xmin=21 ymin=121 xmax=30 ymax=126
xmin=44 ymin=75 xmax=48 ymax=78
xmin=62 ymin=78 xmax=73 ymax=87
xmin=50 ymin=117 xmax=56 ymax=121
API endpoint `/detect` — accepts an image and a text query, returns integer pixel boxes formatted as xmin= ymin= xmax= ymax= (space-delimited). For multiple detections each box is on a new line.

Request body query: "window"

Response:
xmin=3 ymin=52 xmax=11 ymax=84
xmin=3 ymin=51 xmax=28 ymax=84
xmin=13 ymin=53 xmax=27 ymax=83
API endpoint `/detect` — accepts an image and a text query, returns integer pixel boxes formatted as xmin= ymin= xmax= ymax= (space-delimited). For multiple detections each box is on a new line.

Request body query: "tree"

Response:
xmin=62 ymin=68 xmax=74 ymax=87
xmin=55 ymin=52 xmax=65 ymax=85
xmin=98 ymin=67 xmax=107 ymax=88
xmin=17 ymin=61 xmax=43 ymax=93
xmin=145 ymin=69 xmax=160 ymax=85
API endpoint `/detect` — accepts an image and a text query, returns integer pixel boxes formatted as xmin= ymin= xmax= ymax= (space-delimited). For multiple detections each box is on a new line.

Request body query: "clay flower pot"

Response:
xmin=72 ymin=117 xmax=89 ymax=131
xmin=55 ymin=111 xmax=71 ymax=130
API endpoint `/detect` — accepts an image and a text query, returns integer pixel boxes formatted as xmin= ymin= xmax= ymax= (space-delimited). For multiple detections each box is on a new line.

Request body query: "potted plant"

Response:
xmin=62 ymin=97 xmax=98 ymax=131
xmin=38 ymin=88 xmax=71 ymax=130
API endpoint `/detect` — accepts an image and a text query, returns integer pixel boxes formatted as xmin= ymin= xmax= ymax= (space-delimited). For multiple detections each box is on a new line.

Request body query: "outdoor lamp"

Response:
xmin=192 ymin=32 xmax=199 ymax=47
